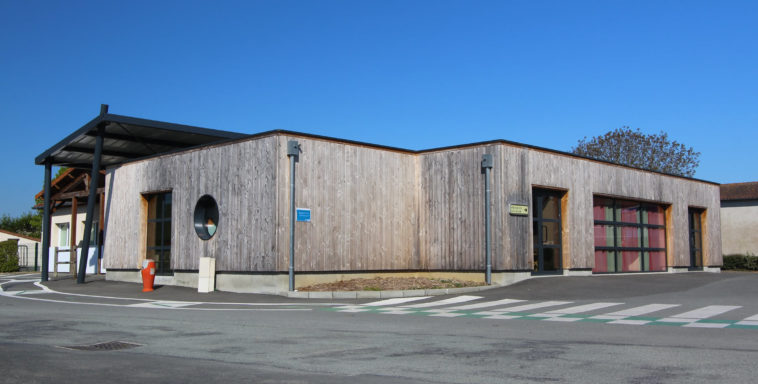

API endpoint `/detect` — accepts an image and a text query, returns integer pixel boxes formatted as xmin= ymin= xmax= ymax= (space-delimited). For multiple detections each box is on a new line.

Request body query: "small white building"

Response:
xmin=0 ymin=229 xmax=41 ymax=269
xmin=34 ymin=168 xmax=105 ymax=275
xmin=721 ymin=182 xmax=758 ymax=256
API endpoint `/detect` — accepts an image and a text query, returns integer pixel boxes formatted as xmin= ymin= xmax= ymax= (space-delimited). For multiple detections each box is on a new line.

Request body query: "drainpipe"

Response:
xmin=481 ymin=154 xmax=493 ymax=285
xmin=287 ymin=140 xmax=301 ymax=291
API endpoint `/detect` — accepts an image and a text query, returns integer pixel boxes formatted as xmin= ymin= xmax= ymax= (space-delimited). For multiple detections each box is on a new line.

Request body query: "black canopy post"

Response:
xmin=77 ymin=105 xmax=107 ymax=283
xmin=40 ymin=159 xmax=52 ymax=281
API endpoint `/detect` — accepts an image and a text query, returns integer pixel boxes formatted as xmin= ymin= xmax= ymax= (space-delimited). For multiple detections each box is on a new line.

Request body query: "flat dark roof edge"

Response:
xmin=35 ymin=113 xmax=248 ymax=165
xmin=36 ymin=110 xmax=717 ymax=186
xmin=265 ymin=130 xmax=718 ymax=186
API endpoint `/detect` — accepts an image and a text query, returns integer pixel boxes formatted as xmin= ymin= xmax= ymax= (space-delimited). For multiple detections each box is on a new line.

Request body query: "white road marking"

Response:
xmin=446 ymin=298 xmax=525 ymax=310
xmin=740 ymin=314 xmax=758 ymax=321
xmin=591 ymin=304 xmax=680 ymax=320
xmin=608 ymin=319 xmax=651 ymax=325
xmin=474 ymin=301 xmax=573 ymax=316
xmin=658 ymin=305 xmax=741 ymax=323
xmin=399 ymin=295 xmax=482 ymax=308
xmin=684 ymin=322 xmax=730 ymax=329
xmin=129 ymin=301 xmax=200 ymax=308
xmin=9 ymin=290 xmax=49 ymax=295
xmin=379 ymin=309 xmax=415 ymax=315
xmin=430 ymin=312 xmax=467 ymax=318
xmin=532 ymin=302 xmax=623 ymax=318
xmin=362 ymin=297 xmax=430 ymax=306
xmin=544 ymin=317 xmax=583 ymax=322
xmin=481 ymin=314 xmax=521 ymax=320
xmin=736 ymin=320 xmax=758 ymax=326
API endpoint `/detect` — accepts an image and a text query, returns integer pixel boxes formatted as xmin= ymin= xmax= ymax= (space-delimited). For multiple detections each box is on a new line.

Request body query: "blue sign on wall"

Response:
xmin=296 ymin=208 xmax=311 ymax=222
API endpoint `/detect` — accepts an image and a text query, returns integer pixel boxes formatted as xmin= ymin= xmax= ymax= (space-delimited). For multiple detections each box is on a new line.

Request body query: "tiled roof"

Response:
xmin=721 ymin=182 xmax=758 ymax=201
xmin=0 ymin=228 xmax=41 ymax=242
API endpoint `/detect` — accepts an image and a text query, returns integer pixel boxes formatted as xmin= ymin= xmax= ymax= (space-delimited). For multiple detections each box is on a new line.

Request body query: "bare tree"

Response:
xmin=572 ymin=126 xmax=700 ymax=177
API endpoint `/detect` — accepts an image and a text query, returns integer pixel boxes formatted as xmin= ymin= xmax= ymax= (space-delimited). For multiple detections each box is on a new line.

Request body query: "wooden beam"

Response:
xmin=57 ymin=187 xmax=105 ymax=200
xmin=48 ymin=173 xmax=88 ymax=202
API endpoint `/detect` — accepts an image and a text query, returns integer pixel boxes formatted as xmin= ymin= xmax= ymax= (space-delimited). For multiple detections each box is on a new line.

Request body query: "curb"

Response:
xmin=279 ymin=284 xmax=502 ymax=299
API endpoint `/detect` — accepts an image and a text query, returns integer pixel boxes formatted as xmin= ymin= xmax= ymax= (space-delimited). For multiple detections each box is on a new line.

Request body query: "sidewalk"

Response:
xmin=31 ymin=274 xmax=499 ymax=303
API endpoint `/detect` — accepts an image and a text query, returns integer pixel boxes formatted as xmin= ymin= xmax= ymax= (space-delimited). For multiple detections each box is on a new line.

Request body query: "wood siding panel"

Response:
xmin=103 ymin=137 xmax=278 ymax=271
xmin=274 ymin=136 xmax=418 ymax=272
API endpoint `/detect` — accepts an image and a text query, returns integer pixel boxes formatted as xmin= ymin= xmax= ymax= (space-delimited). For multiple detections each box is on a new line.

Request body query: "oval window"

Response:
xmin=193 ymin=195 xmax=219 ymax=240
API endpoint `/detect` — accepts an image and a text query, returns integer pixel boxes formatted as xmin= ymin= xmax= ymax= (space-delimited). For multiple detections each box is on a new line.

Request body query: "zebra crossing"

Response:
xmin=327 ymin=295 xmax=758 ymax=329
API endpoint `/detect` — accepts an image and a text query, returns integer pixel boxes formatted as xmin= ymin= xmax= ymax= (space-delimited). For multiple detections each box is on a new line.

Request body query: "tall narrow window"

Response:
xmin=593 ymin=197 xmax=667 ymax=273
xmin=57 ymin=223 xmax=70 ymax=248
xmin=145 ymin=192 xmax=172 ymax=275
xmin=532 ymin=189 xmax=564 ymax=274
xmin=689 ymin=208 xmax=704 ymax=270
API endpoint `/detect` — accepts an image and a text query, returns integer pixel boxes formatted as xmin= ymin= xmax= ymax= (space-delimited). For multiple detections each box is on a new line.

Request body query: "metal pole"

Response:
xmin=289 ymin=154 xmax=295 ymax=291
xmin=34 ymin=243 xmax=38 ymax=272
xmin=78 ymin=105 xmax=107 ymax=283
xmin=482 ymin=154 xmax=493 ymax=285
xmin=41 ymin=160 xmax=52 ymax=281
xmin=287 ymin=140 xmax=300 ymax=291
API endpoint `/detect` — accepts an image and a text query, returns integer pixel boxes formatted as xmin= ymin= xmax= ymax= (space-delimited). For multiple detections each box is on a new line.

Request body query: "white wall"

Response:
xmin=721 ymin=200 xmax=758 ymax=255
xmin=0 ymin=231 xmax=41 ymax=268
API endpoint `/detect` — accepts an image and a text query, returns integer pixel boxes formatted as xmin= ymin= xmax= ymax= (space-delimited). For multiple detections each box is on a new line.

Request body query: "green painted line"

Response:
xmin=695 ymin=319 xmax=734 ymax=325
xmin=580 ymin=318 xmax=613 ymax=323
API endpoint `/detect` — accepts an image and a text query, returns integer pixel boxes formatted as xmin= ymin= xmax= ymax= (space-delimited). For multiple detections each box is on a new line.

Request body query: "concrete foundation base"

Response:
xmin=491 ymin=272 xmax=531 ymax=286
xmin=106 ymin=270 xmax=538 ymax=294
xmin=564 ymin=269 xmax=593 ymax=276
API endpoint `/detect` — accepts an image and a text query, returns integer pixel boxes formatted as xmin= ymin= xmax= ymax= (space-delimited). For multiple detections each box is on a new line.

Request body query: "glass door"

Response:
xmin=689 ymin=208 xmax=703 ymax=270
xmin=532 ymin=189 xmax=563 ymax=274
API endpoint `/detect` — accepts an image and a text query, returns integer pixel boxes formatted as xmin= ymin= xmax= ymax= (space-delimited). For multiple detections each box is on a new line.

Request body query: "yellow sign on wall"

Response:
xmin=509 ymin=204 xmax=529 ymax=216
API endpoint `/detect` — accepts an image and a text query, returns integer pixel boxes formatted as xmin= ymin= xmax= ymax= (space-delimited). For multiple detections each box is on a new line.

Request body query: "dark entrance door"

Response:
xmin=689 ymin=208 xmax=703 ymax=270
xmin=532 ymin=189 xmax=563 ymax=274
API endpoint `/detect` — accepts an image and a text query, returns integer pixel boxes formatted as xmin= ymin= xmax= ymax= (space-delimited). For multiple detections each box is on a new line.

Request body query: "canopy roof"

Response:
xmin=35 ymin=106 xmax=248 ymax=168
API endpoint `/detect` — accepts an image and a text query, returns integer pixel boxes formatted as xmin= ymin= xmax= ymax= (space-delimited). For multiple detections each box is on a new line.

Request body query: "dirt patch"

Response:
xmin=299 ymin=277 xmax=486 ymax=292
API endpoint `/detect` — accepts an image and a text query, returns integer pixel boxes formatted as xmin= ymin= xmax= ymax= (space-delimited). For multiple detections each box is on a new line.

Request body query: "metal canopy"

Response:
xmin=35 ymin=111 xmax=248 ymax=168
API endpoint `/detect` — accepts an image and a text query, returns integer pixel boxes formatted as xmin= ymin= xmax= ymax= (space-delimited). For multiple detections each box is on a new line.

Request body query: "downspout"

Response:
xmin=482 ymin=154 xmax=493 ymax=285
xmin=287 ymin=140 xmax=301 ymax=291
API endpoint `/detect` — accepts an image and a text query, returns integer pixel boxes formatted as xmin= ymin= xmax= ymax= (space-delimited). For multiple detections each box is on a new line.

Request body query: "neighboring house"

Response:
xmin=35 ymin=106 xmax=722 ymax=293
xmin=720 ymin=182 xmax=758 ymax=256
xmin=0 ymin=229 xmax=41 ymax=269
xmin=34 ymin=168 xmax=105 ymax=274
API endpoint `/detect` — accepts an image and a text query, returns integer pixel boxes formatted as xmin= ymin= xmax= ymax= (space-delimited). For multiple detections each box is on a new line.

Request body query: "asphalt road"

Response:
xmin=1 ymin=272 xmax=757 ymax=383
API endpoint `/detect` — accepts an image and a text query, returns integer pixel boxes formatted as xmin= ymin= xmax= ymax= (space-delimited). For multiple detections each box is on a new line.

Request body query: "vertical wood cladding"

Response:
xmin=104 ymin=137 xmax=278 ymax=271
xmin=103 ymin=133 xmax=722 ymax=273
xmin=274 ymin=136 xmax=419 ymax=272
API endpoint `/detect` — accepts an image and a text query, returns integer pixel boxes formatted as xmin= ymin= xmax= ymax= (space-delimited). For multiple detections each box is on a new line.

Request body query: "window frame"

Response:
xmin=145 ymin=192 xmax=172 ymax=275
xmin=593 ymin=197 xmax=667 ymax=273
xmin=57 ymin=223 xmax=70 ymax=248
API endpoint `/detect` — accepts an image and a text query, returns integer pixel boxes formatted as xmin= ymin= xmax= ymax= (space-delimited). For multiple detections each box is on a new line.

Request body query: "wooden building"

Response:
xmin=37 ymin=108 xmax=722 ymax=292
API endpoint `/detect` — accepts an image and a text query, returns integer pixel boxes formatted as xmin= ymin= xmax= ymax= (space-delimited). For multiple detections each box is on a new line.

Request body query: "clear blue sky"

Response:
xmin=1 ymin=1 xmax=756 ymax=217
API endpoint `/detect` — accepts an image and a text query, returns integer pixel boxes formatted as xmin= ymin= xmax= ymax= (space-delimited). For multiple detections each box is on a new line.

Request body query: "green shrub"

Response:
xmin=0 ymin=240 xmax=19 ymax=272
xmin=722 ymin=254 xmax=758 ymax=271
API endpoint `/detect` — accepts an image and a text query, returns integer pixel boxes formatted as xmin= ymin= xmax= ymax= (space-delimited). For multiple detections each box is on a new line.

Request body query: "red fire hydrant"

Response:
xmin=141 ymin=259 xmax=155 ymax=292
